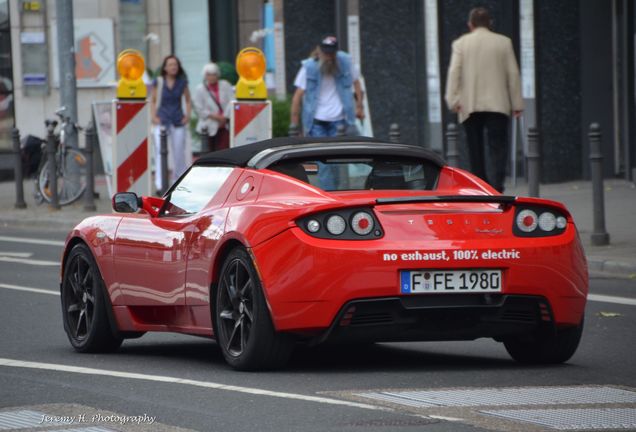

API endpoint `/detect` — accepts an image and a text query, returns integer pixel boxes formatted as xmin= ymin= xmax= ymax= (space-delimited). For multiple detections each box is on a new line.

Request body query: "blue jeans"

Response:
xmin=308 ymin=119 xmax=346 ymax=190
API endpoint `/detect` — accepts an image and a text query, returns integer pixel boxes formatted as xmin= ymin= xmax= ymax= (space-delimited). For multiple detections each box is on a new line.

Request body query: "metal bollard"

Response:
xmin=526 ymin=127 xmax=540 ymax=197
xmin=83 ymin=121 xmax=97 ymax=211
xmin=12 ymin=128 xmax=27 ymax=209
xmin=336 ymin=123 xmax=346 ymax=137
xmin=389 ymin=123 xmax=401 ymax=143
xmin=589 ymin=123 xmax=610 ymax=246
xmin=445 ymin=123 xmax=460 ymax=167
xmin=288 ymin=124 xmax=300 ymax=137
xmin=160 ymin=126 xmax=169 ymax=193
xmin=46 ymin=122 xmax=60 ymax=210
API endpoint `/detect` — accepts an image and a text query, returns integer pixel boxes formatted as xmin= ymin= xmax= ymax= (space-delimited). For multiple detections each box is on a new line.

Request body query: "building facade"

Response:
xmin=281 ymin=0 xmax=635 ymax=183
xmin=4 ymin=0 xmax=171 ymax=157
xmin=2 ymin=0 xmax=265 ymax=167
xmin=2 ymin=0 xmax=634 ymax=183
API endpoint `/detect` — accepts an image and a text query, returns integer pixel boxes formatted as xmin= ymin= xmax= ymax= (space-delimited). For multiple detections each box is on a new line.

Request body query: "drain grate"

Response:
xmin=482 ymin=407 xmax=636 ymax=430
xmin=356 ymin=386 xmax=636 ymax=408
xmin=0 ymin=410 xmax=49 ymax=430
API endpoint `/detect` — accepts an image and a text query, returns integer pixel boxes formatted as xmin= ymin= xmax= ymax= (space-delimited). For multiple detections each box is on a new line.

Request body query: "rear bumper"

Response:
xmin=319 ymin=294 xmax=555 ymax=344
xmin=251 ymin=227 xmax=588 ymax=333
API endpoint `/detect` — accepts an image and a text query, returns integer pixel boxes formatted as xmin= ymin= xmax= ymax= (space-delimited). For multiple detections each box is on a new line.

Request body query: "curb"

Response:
xmin=587 ymin=257 xmax=636 ymax=279
xmin=0 ymin=214 xmax=99 ymax=232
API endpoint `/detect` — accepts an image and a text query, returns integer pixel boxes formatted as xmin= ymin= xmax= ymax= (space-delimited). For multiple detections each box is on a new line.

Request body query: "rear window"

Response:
xmin=269 ymin=157 xmax=439 ymax=191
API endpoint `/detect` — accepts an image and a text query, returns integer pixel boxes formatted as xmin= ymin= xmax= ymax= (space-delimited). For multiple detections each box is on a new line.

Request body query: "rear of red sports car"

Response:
xmin=61 ymin=137 xmax=587 ymax=370
xmin=247 ymin=142 xmax=587 ymax=366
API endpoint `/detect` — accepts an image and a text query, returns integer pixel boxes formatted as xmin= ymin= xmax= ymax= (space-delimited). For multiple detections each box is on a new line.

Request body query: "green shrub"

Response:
xmin=270 ymin=97 xmax=291 ymax=138
xmin=218 ymin=61 xmax=238 ymax=85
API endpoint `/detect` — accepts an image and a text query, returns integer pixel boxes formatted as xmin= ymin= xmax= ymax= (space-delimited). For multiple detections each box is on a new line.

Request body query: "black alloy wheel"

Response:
xmin=64 ymin=251 xmax=94 ymax=342
xmin=217 ymin=256 xmax=255 ymax=357
xmin=61 ymin=243 xmax=122 ymax=352
xmin=215 ymin=247 xmax=293 ymax=370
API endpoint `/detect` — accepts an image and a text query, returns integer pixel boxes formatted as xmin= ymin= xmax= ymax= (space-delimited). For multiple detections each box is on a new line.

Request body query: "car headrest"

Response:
xmin=270 ymin=162 xmax=310 ymax=184
xmin=366 ymin=162 xmax=407 ymax=190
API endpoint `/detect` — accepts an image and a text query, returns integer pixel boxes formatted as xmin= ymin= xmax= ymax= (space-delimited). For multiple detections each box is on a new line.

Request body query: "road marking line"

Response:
xmin=588 ymin=294 xmax=636 ymax=306
xmin=0 ymin=283 xmax=59 ymax=296
xmin=428 ymin=415 xmax=464 ymax=422
xmin=0 ymin=256 xmax=59 ymax=266
xmin=0 ymin=252 xmax=33 ymax=258
xmin=0 ymin=236 xmax=65 ymax=247
xmin=0 ymin=357 xmax=388 ymax=412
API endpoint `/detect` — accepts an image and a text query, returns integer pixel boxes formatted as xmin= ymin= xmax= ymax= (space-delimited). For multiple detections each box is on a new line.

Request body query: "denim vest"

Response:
xmin=301 ymin=51 xmax=355 ymax=133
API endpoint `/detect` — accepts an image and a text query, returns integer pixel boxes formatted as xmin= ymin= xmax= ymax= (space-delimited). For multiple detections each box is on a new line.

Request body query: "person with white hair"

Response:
xmin=193 ymin=62 xmax=234 ymax=151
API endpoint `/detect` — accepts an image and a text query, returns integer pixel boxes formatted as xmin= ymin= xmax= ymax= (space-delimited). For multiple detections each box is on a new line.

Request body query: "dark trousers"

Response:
xmin=463 ymin=112 xmax=509 ymax=192
xmin=210 ymin=127 xmax=229 ymax=151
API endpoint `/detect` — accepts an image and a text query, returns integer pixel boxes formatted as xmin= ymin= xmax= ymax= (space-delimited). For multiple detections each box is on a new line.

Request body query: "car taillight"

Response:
xmin=538 ymin=212 xmax=556 ymax=231
xmin=516 ymin=209 xmax=538 ymax=232
xmin=326 ymin=215 xmax=346 ymax=235
xmin=514 ymin=207 xmax=568 ymax=237
xmin=297 ymin=208 xmax=383 ymax=240
xmin=306 ymin=219 xmax=320 ymax=233
xmin=351 ymin=211 xmax=374 ymax=235
xmin=556 ymin=216 xmax=567 ymax=229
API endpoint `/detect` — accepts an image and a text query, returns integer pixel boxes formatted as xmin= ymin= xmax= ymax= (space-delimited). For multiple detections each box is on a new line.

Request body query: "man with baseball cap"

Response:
xmin=290 ymin=34 xmax=364 ymax=189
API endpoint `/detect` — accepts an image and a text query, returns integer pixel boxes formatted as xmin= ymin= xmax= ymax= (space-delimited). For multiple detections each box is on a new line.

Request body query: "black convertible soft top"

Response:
xmin=194 ymin=136 xmax=446 ymax=169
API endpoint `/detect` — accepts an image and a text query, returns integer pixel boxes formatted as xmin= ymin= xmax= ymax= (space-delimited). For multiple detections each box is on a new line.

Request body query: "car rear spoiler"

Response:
xmin=376 ymin=195 xmax=517 ymax=205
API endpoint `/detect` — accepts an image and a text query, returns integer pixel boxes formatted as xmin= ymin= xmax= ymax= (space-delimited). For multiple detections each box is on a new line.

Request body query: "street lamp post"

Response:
xmin=56 ymin=0 xmax=78 ymax=149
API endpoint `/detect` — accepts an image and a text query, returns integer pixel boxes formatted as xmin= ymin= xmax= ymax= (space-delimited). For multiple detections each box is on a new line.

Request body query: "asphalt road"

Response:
xmin=0 ymin=226 xmax=635 ymax=432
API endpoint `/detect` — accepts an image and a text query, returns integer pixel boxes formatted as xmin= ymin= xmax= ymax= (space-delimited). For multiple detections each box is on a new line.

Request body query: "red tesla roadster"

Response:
xmin=60 ymin=137 xmax=588 ymax=370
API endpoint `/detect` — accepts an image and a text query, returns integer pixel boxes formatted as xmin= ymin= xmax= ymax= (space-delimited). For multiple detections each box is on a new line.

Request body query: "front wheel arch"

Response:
xmin=61 ymin=237 xmax=87 ymax=285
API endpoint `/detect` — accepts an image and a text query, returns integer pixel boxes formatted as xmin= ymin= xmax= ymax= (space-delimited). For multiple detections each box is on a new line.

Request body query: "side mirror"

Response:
xmin=112 ymin=192 xmax=142 ymax=213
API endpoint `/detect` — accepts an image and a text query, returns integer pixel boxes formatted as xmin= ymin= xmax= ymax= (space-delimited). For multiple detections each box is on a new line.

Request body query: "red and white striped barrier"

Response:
xmin=111 ymin=100 xmax=151 ymax=196
xmin=229 ymin=101 xmax=272 ymax=147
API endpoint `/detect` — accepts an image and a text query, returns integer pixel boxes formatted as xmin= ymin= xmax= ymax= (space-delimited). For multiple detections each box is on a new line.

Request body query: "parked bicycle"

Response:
xmin=34 ymin=107 xmax=88 ymax=206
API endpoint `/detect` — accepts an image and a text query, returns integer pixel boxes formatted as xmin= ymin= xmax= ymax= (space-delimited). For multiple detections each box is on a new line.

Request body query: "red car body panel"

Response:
xmin=62 ymin=153 xmax=588 ymax=342
xmin=252 ymin=221 xmax=586 ymax=332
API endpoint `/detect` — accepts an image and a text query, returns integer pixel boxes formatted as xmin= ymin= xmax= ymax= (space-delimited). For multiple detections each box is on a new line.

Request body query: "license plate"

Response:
xmin=400 ymin=269 xmax=502 ymax=294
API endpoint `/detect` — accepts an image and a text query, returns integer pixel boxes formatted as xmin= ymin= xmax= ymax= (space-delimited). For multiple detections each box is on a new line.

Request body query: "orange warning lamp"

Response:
xmin=235 ymin=47 xmax=267 ymax=99
xmin=117 ymin=49 xmax=147 ymax=99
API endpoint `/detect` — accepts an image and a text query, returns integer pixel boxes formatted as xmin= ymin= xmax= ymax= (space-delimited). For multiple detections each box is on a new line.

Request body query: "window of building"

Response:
xmin=119 ymin=0 xmax=147 ymax=59
xmin=171 ymin=0 xmax=210 ymax=96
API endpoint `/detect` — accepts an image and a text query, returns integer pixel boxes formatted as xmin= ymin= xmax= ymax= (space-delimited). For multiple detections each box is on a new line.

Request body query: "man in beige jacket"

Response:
xmin=445 ymin=7 xmax=523 ymax=192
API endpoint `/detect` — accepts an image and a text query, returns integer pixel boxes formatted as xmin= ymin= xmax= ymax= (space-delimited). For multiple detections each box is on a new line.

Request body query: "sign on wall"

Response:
xmin=52 ymin=18 xmax=116 ymax=88
xmin=92 ymin=101 xmax=114 ymax=196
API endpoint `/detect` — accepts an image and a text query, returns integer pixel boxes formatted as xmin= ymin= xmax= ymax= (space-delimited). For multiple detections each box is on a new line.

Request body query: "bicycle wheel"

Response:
xmin=38 ymin=149 xmax=88 ymax=205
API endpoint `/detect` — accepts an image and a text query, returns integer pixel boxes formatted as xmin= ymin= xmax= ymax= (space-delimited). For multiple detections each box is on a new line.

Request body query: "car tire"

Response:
xmin=214 ymin=247 xmax=293 ymax=371
xmin=61 ymin=243 xmax=123 ymax=353
xmin=503 ymin=317 xmax=584 ymax=364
